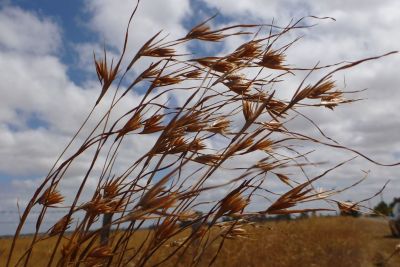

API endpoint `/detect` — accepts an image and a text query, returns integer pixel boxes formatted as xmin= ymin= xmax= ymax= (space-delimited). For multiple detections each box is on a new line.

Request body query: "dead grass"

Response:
xmin=5 ymin=1 xmax=399 ymax=266
xmin=2 ymin=216 xmax=400 ymax=267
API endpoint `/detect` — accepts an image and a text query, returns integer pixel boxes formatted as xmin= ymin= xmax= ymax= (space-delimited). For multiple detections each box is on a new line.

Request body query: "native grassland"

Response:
xmin=5 ymin=1 xmax=400 ymax=266
xmin=2 ymin=216 xmax=400 ymax=267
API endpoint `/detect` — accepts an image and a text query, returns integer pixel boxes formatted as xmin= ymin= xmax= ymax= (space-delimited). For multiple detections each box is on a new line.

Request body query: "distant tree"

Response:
xmin=340 ymin=200 xmax=360 ymax=217
xmin=340 ymin=209 xmax=360 ymax=217
xmin=389 ymin=198 xmax=400 ymax=213
xmin=373 ymin=201 xmax=391 ymax=216
xmin=298 ymin=212 xmax=310 ymax=220
xmin=275 ymin=214 xmax=291 ymax=221
xmin=251 ymin=214 xmax=267 ymax=222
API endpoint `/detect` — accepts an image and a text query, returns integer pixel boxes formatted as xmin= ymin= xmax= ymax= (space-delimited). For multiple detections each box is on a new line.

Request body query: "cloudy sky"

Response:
xmin=0 ymin=0 xmax=399 ymax=235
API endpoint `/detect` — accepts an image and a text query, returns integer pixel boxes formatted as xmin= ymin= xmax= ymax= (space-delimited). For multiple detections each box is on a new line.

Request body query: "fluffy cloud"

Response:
xmin=75 ymin=0 xmax=191 ymax=76
xmin=198 ymin=0 xmax=400 ymax=202
xmin=0 ymin=6 xmax=61 ymax=55
xmin=0 ymin=1 xmax=192 ymax=235
xmin=84 ymin=0 xmax=190 ymax=49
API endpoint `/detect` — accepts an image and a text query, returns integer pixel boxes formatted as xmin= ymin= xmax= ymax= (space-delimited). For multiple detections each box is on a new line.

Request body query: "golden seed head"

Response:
xmin=206 ymin=119 xmax=230 ymax=135
xmin=153 ymin=75 xmax=182 ymax=87
xmin=154 ymin=217 xmax=179 ymax=241
xmin=194 ymin=154 xmax=221 ymax=165
xmin=38 ymin=187 xmax=64 ymax=207
xmin=186 ymin=24 xmax=224 ymax=41
xmin=142 ymin=114 xmax=164 ymax=134
xmin=117 ymin=112 xmax=142 ymax=139
xmin=141 ymin=47 xmax=176 ymax=57
xmin=49 ymin=216 xmax=72 ymax=236
xmin=258 ymin=50 xmax=287 ymax=70
xmin=85 ymin=246 xmax=113 ymax=267
xmin=182 ymin=69 xmax=202 ymax=78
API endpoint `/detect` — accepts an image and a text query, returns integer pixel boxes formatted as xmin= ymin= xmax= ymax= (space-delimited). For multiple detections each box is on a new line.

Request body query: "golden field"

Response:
xmin=1 ymin=216 xmax=399 ymax=267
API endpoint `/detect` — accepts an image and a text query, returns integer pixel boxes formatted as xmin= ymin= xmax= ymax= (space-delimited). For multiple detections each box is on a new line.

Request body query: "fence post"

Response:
xmin=100 ymin=213 xmax=113 ymax=246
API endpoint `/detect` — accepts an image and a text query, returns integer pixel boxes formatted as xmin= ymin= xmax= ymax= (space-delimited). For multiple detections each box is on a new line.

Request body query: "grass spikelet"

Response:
xmin=37 ymin=187 xmax=64 ymax=207
xmin=49 ymin=216 xmax=73 ymax=237
xmin=258 ymin=50 xmax=287 ymax=70
xmin=141 ymin=47 xmax=176 ymax=57
xmin=194 ymin=154 xmax=221 ymax=165
xmin=214 ymin=185 xmax=249 ymax=221
xmin=116 ymin=112 xmax=142 ymax=139
xmin=141 ymin=114 xmax=164 ymax=134
xmin=206 ymin=118 xmax=230 ymax=135
xmin=85 ymin=246 xmax=113 ymax=267
xmin=152 ymin=75 xmax=182 ymax=87
xmin=185 ymin=23 xmax=225 ymax=42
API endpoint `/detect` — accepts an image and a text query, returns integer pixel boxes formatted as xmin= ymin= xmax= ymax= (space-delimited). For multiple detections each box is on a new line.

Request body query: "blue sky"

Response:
xmin=1 ymin=0 xmax=400 ymax=235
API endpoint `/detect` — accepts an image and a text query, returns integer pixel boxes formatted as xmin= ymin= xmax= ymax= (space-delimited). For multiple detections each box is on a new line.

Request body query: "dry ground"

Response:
xmin=1 ymin=216 xmax=399 ymax=266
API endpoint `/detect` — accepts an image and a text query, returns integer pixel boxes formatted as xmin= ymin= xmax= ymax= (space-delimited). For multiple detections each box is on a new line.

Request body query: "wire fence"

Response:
xmin=0 ymin=209 xmax=67 ymax=224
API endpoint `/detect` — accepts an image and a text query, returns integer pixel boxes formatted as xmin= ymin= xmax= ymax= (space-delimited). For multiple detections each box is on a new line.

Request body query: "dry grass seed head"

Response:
xmin=258 ymin=50 xmax=287 ymax=70
xmin=242 ymin=100 xmax=256 ymax=122
xmin=273 ymin=173 xmax=293 ymax=187
xmin=194 ymin=57 xmax=237 ymax=73
xmin=141 ymin=47 xmax=176 ymax=57
xmin=61 ymin=232 xmax=80 ymax=259
xmin=94 ymin=52 xmax=119 ymax=104
xmin=293 ymin=79 xmax=336 ymax=104
xmin=247 ymin=139 xmax=274 ymax=153
xmin=81 ymin=195 xmax=124 ymax=215
xmin=182 ymin=69 xmax=202 ymax=78
xmin=94 ymin=53 xmax=118 ymax=87
xmin=141 ymin=192 xmax=178 ymax=211
xmin=321 ymin=91 xmax=346 ymax=110
xmin=49 ymin=215 xmax=73 ymax=236
xmin=225 ymin=78 xmax=252 ymax=95
xmin=228 ymin=40 xmax=262 ymax=62
xmin=185 ymin=23 xmax=225 ymax=41
xmin=155 ymin=136 xmax=187 ymax=154
xmin=152 ymin=75 xmax=182 ymax=87
xmin=103 ymin=179 xmax=121 ymax=199
xmin=85 ymin=246 xmax=113 ymax=267
xmin=265 ymin=99 xmax=287 ymax=117
xmin=206 ymin=118 xmax=230 ymax=135
xmin=140 ymin=61 xmax=163 ymax=79
xmin=229 ymin=137 xmax=254 ymax=155
xmin=177 ymin=210 xmax=201 ymax=222
xmin=261 ymin=120 xmax=283 ymax=131
xmin=307 ymin=79 xmax=336 ymax=99
xmin=141 ymin=114 xmax=165 ymax=134
xmin=216 ymin=189 xmax=248 ymax=220
xmin=221 ymin=225 xmax=248 ymax=240
xmin=154 ymin=217 xmax=179 ymax=242
xmin=194 ymin=154 xmax=221 ymax=165
xmin=117 ymin=112 xmax=142 ymax=139
xmin=256 ymin=161 xmax=278 ymax=173
xmin=265 ymin=183 xmax=316 ymax=214
xmin=38 ymin=187 xmax=64 ymax=207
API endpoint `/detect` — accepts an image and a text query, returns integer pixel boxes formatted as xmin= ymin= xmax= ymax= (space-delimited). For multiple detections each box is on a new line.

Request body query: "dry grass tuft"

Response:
xmin=4 ymin=2 xmax=399 ymax=267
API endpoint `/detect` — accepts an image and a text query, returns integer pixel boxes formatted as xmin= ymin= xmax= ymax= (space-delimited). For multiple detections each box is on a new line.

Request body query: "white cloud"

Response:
xmin=0 ymin=6 xmax=61 ymax=55
xmin=0 ymin=3 xmax=185 ymax=234
xmin=84 ymin=0 xmax=190 ymax=50
xmin=197 ymin=0 xmax=400 ymax=203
